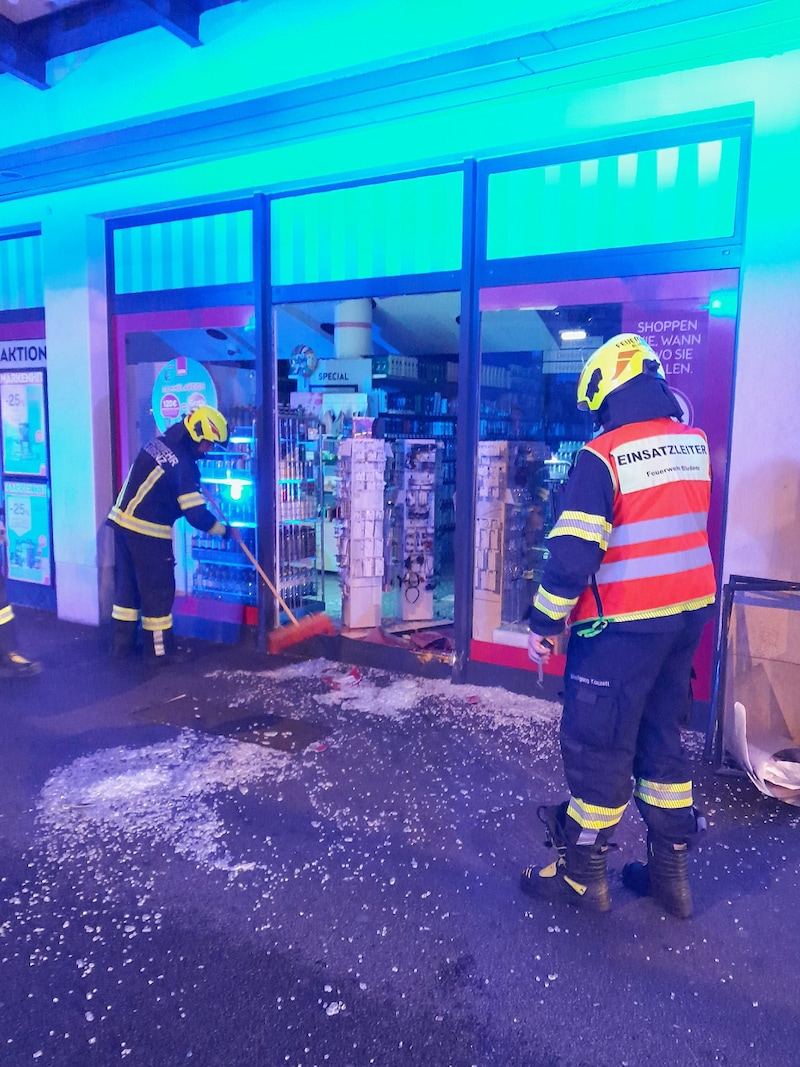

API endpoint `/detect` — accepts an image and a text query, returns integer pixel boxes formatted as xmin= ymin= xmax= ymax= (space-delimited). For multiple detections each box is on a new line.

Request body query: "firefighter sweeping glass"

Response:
xmin=107 ymin=405 xmax=233 ymax=664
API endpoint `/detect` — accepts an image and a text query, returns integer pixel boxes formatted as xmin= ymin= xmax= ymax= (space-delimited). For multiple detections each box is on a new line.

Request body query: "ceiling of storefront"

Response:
xmin=1 ymin=0 xmax=799 ymax=204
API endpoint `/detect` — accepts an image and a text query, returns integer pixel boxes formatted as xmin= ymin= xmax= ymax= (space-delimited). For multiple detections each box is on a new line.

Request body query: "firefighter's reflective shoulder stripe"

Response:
xmin=571 ymin=418 xmax=715 ymax=626
xmin=0 ymin=603 xmax=14 ymax=627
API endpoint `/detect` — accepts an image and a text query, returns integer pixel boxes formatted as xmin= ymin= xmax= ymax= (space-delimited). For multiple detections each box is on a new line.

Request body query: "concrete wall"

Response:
xmin=1 ymin=28 xmax=799 ymax=623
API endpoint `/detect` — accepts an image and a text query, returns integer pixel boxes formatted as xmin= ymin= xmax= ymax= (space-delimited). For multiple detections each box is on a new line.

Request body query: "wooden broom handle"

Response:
xmin=235 ymin=534 xmax=299 ymax=626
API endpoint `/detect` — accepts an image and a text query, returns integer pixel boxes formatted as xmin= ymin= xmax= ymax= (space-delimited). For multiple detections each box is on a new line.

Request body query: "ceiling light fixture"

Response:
xmin=560 ymin=329 xmax=587 ymax=341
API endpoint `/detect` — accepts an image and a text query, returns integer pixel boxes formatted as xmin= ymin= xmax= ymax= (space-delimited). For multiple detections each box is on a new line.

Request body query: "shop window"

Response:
xmin=471 ymin=269 xmax=739 ymax=700
xmin=272 ymin=292 xmax=459 ymax=648
xmin=113 ymin=307 xmax=257 ymax=639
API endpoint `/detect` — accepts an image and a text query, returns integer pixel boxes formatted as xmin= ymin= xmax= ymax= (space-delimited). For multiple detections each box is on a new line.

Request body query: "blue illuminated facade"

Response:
xmin=0 ymin=0 xmax=798 ymax=692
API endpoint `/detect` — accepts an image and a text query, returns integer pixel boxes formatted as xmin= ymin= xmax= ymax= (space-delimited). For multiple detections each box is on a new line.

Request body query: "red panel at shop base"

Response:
xmin=470 ymin=639 xmax=566 ymax=677
xmin=173 ymin=595 xmax=258 ymax=643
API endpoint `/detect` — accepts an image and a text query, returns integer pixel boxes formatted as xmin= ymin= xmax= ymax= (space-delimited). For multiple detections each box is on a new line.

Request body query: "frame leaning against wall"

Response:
xmin=706 ymin=574 xmax=800 ymax=772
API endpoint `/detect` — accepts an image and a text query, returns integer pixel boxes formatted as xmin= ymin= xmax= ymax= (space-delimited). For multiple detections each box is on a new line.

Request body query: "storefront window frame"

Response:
xmin=102 ymin=116 xmax=751 ymax=696
xmin=106 ymin=200 xmax=260 ymax=642
xmin=261 ymin=164 xmax=469 ymax=663
xmin=459 ymin=117 xmax=751 ymax=696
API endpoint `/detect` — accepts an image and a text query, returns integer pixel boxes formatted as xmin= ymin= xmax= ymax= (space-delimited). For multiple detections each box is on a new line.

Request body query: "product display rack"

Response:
xmin=380 ymin=411 xmax=456 ymax=577
xmin=394 ymin=438 xmax=439 ymax=621
xmin=472 ymin=436 xmax=584 ymax=644
xmin=190 ymin=417 xmax=258 ymax=605
xmin=276 ymin=408 xmax=325 ymax=619
xmin=335 ymin=437 xmax=388 ymax=629
xmin=321 ymin=433 xmax=340 ymax=571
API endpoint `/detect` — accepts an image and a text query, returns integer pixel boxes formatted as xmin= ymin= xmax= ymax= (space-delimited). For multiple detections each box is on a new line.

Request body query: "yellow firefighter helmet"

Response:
xmin=184 ymin=405 xmax=228 ymax=445
xmin=576 ymin=333 xmax=664 ymax=412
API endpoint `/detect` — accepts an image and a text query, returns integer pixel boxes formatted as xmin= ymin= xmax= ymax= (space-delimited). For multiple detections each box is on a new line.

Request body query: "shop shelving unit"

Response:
xmin=276 ymin=407 xmax=325 ymax=619
xmin=189 ymin=417 xmax=258 ymax=605
xmin=379 ymin=410 xmax=456 ymax=578
xmin=394 ymin=438 xmax=439 ymax=621
xmin=321 ymin=433 xmax=340 ymax=571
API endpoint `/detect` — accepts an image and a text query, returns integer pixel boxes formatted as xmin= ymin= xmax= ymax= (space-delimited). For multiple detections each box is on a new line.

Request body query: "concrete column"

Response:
xmin=41 ymin=205 xmax=114 ymax=626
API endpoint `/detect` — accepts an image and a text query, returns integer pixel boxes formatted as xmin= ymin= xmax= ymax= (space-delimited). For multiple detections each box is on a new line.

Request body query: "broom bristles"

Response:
xmin=267 ymin=611 xmax=337 ymax=655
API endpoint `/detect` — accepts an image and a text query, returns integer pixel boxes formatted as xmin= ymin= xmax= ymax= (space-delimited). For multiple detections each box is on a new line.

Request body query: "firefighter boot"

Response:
xmin=622 ymin=807 xmax=706 ymax=920
xmin=111 ymin=619 xmax=138 ymax=660
xmin=520 ymin=803 xmax=612 ymax=913
xmin=622 ymin=834 xmax=694 ymax=918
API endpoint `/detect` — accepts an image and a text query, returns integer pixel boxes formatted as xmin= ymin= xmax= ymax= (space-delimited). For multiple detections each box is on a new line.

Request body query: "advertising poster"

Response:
xmin=621 ymin=306 xmax=709 ymax=427
xmin=3 ymin=480 xmax=52 ymax=585
xmin=151 ymin=357 xmax=218 ymax=433
xmin=0 ymin=339 xmax=47 ymax=369
xmin=0 ymin=370 xmax=49 ymax=478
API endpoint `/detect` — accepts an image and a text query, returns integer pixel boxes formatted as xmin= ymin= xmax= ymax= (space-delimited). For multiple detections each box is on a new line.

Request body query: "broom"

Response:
xmin=233 ymin=533 xmax=337 ymax=654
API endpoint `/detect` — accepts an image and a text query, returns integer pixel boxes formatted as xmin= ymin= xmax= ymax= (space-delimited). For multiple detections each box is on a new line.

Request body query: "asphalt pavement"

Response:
xmin=1 ymin=608 xmax=798 ymax=1067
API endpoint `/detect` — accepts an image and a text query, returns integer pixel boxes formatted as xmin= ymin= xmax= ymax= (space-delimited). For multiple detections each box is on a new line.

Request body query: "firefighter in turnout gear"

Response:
xmin=107 ymin=406 xmax=232 ymax=664
xmin=0 ymin=515 xmax=41 ymax=678
xmin=521 ymin=334 xmax=714 ymax=917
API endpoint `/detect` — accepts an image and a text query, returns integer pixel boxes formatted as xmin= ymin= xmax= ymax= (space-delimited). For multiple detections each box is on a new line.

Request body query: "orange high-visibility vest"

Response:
xmin=571 ymin=418 xmax=716 ymax=626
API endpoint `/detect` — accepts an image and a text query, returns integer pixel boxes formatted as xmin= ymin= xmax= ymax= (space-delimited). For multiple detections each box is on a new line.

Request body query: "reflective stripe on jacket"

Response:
xmin=570 ymin=418 xmax=716 ymax=625
xmin=108 ymin=424 xmax=225 ymax=541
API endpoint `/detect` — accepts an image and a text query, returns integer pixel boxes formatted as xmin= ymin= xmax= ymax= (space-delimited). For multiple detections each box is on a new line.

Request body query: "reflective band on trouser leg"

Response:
xmin=567 ymin=796 xmax=628 ymax=846
xmin=634 ymin=778 xmax=693 ymax=810
xmin=0 ymin=604 xmax=14 ymax=626
xmin=111 ymin=605 xmax=140 ymax=623
xmin=142 ymin=614 xmax=173 ymax=659
xmin=142 ymin=618 xmax=173 ymax=659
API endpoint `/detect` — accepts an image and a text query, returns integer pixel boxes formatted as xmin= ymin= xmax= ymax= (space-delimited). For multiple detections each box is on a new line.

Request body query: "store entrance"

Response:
xmin=112 ymin=305 xmax=258 ymax=642
xmin=273 ymin=292 xmax=459 ymax=655
xmin=471 ymin=269 xmax=739 ymax=700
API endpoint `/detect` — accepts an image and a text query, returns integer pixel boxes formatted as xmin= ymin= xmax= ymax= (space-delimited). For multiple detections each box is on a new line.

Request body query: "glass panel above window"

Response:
xmin=0 ymin=233 xmax=43 ymax=311
xmin=486 ymin=136 xmax=742 ymax=259
xmin=113 ymin=210 xmax=253 ymax=294
xmin=271 ymin=171 xmax=463 ymax=286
